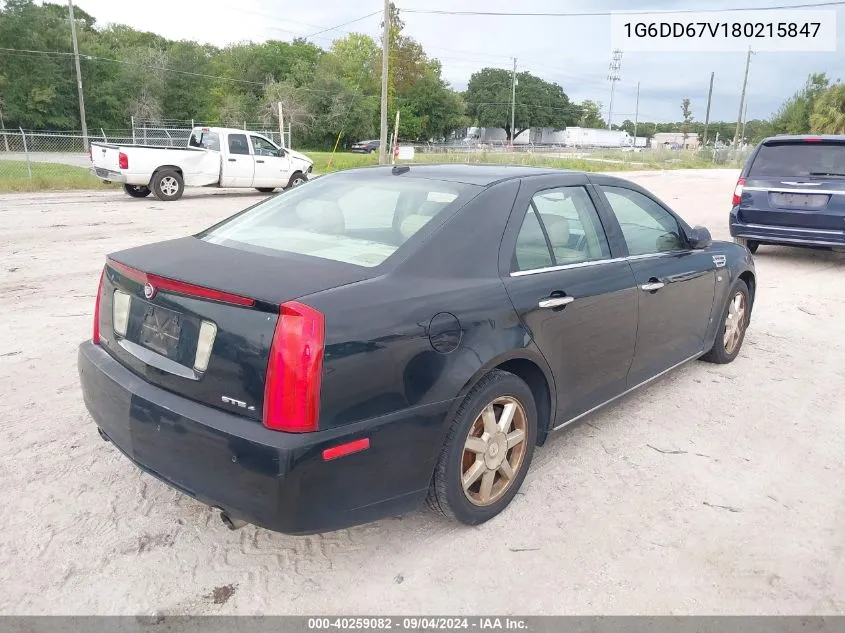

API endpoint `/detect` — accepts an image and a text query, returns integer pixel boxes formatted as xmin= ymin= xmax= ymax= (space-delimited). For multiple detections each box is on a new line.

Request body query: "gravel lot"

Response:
xmin=2 ymin=170 xmax=844 ymax=616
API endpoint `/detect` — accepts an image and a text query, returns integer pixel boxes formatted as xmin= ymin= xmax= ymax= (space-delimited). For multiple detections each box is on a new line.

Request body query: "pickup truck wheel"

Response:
xmin=123 ymin=184 xmax=151 ymax=198
xmin=152 ymin=170 xmax=184 ymax=201
xmin=287 ymin=172 xmax=306 ymax=189
xmin=255 ymin=187 xmax=276 ymax=193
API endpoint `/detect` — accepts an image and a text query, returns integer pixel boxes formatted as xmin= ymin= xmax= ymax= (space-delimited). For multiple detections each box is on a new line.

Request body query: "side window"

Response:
xmin=228 ymin=133 xmax=250 ymax=156
xmin=250 ymin=136 xmax=278 ymax=157
xmin=601 ymin=186 xmax=686 ymax=256
xmin=512 ymin=186 xmax=611 ymax=271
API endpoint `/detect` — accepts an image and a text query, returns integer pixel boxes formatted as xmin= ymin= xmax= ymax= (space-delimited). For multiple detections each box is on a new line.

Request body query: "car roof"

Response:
xmin=758 ymin=134 xmax=845 ymax=144
xmin=353 ymin=163 xmax=573 ymax=186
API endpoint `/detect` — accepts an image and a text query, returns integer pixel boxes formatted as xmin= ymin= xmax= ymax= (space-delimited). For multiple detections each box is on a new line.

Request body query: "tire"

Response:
xmin=427 ymin=370 xmax=537 ymax=526
xmin=255 ymin=187 xmax=276 ymax=193
xmin=151 ymin=169 xmax=184 ymax=201
xmin=700 ymin=279 xmax=751 ymax=365
xmin=123 ymin=184 xmax=151 ymax=198
xmin=287 ymin=172 xmax=306 ymax=189
xmin=734 ymin=237 xmax=759 ymax=254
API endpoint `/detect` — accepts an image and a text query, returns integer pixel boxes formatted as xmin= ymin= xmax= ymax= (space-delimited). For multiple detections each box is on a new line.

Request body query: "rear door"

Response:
xmin=593 ymin=181 xmax=716 ymax=386
xmin=500 ymin=174 xmax=639 ymax=424
xmin=250 ymin=134 xmax=292 ymax=188
xmin=740 ymin=138 xmax=845 ymax=230
xmin=220 ymin=132 xmax=255 ymax=187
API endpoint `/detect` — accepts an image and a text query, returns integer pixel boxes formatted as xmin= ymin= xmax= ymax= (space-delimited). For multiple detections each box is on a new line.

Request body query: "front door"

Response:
xmin=501 ymin=177 xmax=639 ymax=425
xmin=595 ymin=183 xmax=717 ymax=386
xmin=250 ymin=135 xmax=291 ymax=188
xmin=220 ymin=132 xmax=255 ymax=187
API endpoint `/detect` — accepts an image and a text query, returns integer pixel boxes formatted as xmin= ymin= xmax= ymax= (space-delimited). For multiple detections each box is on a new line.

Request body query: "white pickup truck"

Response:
xmin=90 ymin=126 xmax=314 ymax=201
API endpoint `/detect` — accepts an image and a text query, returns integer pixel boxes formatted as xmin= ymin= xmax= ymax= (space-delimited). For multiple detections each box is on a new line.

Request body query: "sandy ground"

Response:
xmin=1 ymin=169 xmax=844 ymax=616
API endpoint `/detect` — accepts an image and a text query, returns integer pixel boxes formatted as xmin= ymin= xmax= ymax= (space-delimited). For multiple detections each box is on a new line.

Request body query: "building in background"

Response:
xmin=651 ymin=132 xmax=700 ymax=150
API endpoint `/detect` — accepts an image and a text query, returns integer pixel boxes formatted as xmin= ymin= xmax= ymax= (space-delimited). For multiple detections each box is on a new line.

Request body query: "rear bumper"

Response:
xmin=78 ymin=341 xmax=452 ymax=534
xmin=90 ymin=166 xmax=126 ymax=183
xmin=730 ymin=207 xmax=845 ymax=248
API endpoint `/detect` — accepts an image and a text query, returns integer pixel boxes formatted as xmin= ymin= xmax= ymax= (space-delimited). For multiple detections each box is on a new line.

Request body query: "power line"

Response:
xmin=303 ymin=11 xmax=381 ymax=38
xmin=401 ymin=1 xmax=845 ymax=16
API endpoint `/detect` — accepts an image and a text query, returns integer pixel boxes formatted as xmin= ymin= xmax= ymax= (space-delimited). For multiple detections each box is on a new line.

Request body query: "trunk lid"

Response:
xmin=97 ymin=237 xmax=374 ymax=422
xmin=739 ymin=138 xmax=845 ymax=231
xmin=90 ymin=143 xmax=123 ymax=174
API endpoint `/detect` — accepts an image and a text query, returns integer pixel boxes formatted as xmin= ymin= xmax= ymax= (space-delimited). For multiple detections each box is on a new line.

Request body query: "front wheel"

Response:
xmin=151 ymin=169 xmax=184 ymax=201
xmin=734 ymin=237 xmax=759 ymax=254
xmin=287 ymin=172 xmax=306 ymax=189
xmin=123 ymin=184 xmax=151 ymax=198
xmin=427 ymin=370 xmax=537 ymax=526
xmin=700 ymin=279 xmax=750 ymax=364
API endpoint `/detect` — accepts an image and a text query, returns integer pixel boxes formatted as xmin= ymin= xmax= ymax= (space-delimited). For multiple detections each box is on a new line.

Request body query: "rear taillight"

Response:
xmin=263 ymin=301 xmax=325 ymax=433
xmin=732 ymin=177 xmax=746 ymax=206
xmin=805 ymin=137 xmax=822 ymax=142
xmin=93 ymin=266 xmax=105 ymax=344
xmin=118 ymin=152 xmax=128 ymax=170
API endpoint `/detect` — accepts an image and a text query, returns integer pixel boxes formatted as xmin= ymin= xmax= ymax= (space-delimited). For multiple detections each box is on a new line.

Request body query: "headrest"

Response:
xmin=399 ymin=214 xmax=431 ymax=239
xmin=296 ymin=199 xmax=345 ymax=234
xmin=543 ymin=216 xmax=570 ymax=245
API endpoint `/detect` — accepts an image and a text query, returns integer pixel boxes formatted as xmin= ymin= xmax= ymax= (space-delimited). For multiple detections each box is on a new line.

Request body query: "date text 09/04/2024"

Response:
xmin=307 ymin=618 xmax=529 ymax=630
xmin=610 ymin=9 xmax=837 ymax=52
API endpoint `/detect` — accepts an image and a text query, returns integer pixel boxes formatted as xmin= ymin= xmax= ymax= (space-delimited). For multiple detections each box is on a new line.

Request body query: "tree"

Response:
xmin=465 ymin=67 xmax=579 ymax=141
xmin=810 ymin=83 xmax=845 ymax=133
xmin=679 ymin=98 xmax=694 ymax=146
xmin=771 ymin=73 xmax=829 ymax=135
xmin=577 ymin=100 xmax=604 ymax=128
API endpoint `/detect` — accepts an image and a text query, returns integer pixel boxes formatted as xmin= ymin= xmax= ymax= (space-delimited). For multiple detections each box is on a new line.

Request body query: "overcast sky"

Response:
xmin=71 ymin=0 xmax=845 ymax=123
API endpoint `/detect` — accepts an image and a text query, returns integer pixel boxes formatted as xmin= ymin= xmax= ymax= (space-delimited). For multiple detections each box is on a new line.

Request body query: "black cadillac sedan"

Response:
xmin=78 ymin=164 xmax=756 ymax=535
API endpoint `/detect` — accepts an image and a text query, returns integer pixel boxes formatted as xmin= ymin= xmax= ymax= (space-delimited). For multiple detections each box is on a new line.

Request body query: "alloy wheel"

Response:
xmin=723 ymin=291 xmax=747 ymax=354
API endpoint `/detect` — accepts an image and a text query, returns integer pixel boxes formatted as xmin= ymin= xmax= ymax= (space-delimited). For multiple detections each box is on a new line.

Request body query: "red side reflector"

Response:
xmin=263 ymin=301 xmax=325 ymax=433
xmin=93 ymin=266 xmax=105 ymax=344
xmin=732 ymin=177 xmax=746 ymax=206
xmin=118 ymin=152 xmax=129 ymax=169
xmin=322 ymin=438 xmax=370 ymax=461
xmin=107 ymin=259 xmax=255 ymax=307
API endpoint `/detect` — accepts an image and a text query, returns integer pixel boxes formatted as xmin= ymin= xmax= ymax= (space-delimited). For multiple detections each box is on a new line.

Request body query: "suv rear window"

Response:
xmin=749 ymin=141 xmax=845 ymax=177
xmin=200 ymin=172 xmax=479 ymax=267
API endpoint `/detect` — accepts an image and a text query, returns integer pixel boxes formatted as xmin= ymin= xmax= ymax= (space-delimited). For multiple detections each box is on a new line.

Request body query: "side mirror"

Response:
xmin=277 ymin=148 xmax=286 ymax=158
xmin=687 ymin=225 xmax=712 ymax=249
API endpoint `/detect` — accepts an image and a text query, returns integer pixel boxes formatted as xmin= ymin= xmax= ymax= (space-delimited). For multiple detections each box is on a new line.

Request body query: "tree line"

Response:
xmin=1 ymin=0 xmax=842 ymax=149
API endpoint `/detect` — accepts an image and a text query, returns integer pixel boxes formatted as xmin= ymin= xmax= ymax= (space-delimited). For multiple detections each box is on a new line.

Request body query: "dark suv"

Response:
xmin=730 ymin=135 xmax=845 ymax=253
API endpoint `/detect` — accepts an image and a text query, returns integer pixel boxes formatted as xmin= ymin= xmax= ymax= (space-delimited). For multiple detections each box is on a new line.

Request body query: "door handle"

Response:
xmin=256 ymin=159 xmax=265 ymax=163
xmin=640 ymin=281 xmax=665 ymax=291
xmin=227 ymin=158 xmax=236 ymax=162
xmin=539 ymin=296 xmax=575 ymax=309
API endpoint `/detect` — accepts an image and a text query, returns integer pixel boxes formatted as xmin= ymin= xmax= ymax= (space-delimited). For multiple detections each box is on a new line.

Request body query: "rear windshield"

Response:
xmin=200 ymin=172 xmax=480 ymax=267
xmin=188 ymin=129 xmax=221 ymax=151
xmin=749 ymin=142 xmax=845 ymax=177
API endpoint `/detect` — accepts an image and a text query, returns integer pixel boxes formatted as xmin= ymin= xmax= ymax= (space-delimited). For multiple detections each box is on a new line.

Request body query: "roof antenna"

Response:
xmin=392 ymin=165 xmax=410 ymax=175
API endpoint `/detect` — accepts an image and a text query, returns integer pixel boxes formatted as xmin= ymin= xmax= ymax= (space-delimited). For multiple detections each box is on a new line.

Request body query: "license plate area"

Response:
xmin=138 ymin=303 xmax=183 ymax=359
xmin=769 ymin=192 xmax=830 ymax=209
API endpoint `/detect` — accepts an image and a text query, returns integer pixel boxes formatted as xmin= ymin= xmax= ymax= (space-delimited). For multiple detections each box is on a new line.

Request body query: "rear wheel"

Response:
xmin=255 ymin=187 xmax=276 ymax=193
xmin=700 ymin=279 xmax=750 ymax=364
xmin=151 ymin=169 xmax=184 ymax=202
xmin=427 ymin=370 xmax=537 ymax=525
xmin=123 ymin=184 xmax=151 ymax=198
xmin=734 ymin=237 xmax=759 ymax=254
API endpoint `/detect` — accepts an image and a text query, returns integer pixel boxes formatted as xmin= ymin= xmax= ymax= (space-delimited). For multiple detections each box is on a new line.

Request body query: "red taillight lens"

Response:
xmin=118 ymin=152 xmax=128 ymax=170
xmin=804 ymin=137 xmax=822 ymax=142
xmin=732 ymin=177 xmax=746 ymax=206
xmin=93 ymin=266 xmax=105 ymax=344
xmin=263 ymin=301 xmax=325 ymax=433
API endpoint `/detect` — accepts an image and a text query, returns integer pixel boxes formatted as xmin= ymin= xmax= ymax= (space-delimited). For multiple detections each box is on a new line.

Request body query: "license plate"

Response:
xmin=139 ymin=303 xmax=182 ymax=358
xmin=769 ymin=192 xmax=830 ymax=209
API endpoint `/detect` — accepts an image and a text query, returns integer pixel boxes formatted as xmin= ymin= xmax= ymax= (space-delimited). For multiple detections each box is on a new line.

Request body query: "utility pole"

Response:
xmin=633 ymin=81 xmax=640 ymax=144
xmin=378 ymin=0 xmax=390 ymax=165
xmin=510 ymin=58 xmax=517 ymax=148
xmin=733 ymin=48 xmax=753 ymax=147
xmin=68 ymin=0 xmax=88 ymax=151
xmin=607 ymin=49 xmax=623 ymax=130
xmin=703 ymin=71 xmax=714 ymax=145
xmin=740 ymin=101 xmax=749 ymax=147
